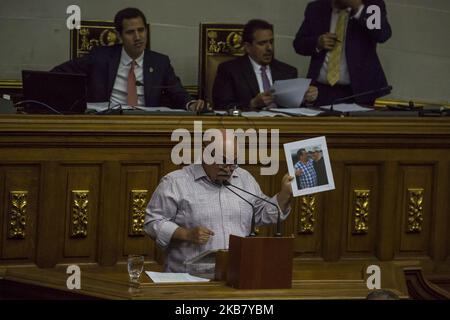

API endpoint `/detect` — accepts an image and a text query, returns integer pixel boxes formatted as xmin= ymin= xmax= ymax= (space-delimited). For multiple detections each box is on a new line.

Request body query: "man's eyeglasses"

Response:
xmin=216 ymin=156 xmax=238 ymax=170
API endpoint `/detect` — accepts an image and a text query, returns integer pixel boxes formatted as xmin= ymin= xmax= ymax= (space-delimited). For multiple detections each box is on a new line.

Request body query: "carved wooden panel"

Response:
xmin=406 ymin=189 xmax=424 ymax=233
xmin=70 ymin=190 xmax=89 ymax=238
xmin=0 ymin=116 xmax=449 ymax=270
xmin=7 ymin=191 xmax=28 ymax=240
xmin=343 ymin=165 xmax=379 ymax=256
xmin=120 ymin=163 xmax=161 ymax=259
xmin=62 ymin=165 xmax=100 ymax=260
xmin=0 ymin=165 xmax=39 ymax=261
xmin=398 ymin=165 xmax=433 ymax=256
xmin=293 ymin=192 xmax=323 ymax=257
xmin=129 ymin=190 xmax=148 ymax=236
xmin=353 ymin=190 xmax=370 ymax=235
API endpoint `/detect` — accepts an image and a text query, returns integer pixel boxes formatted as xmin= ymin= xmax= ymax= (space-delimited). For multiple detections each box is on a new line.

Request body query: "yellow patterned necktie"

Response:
xmin=327 ymin=10 xmax=349 ymax=86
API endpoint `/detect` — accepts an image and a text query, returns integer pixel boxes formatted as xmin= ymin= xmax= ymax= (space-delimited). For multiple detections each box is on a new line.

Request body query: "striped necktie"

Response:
xmin=260 ymin=66 xmax=276 ymax=108
xmin=327 ymin=10 xmax=349 ymax=86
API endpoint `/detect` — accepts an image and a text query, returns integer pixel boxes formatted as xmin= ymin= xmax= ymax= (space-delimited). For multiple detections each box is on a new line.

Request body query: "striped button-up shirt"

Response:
xmin=294 ymin=159 xmax=317 ymax=189
xmin=144 ymin=164 xmax=290 ymax=273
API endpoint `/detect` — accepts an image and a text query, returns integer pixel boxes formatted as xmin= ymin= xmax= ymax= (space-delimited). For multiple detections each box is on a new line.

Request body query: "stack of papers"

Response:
xmin=270 ymin=107 xmax=323 ymax=116
xmin=320 ymin=103 xmax=373 ymax=112
xmin=145 ymin=271 xmax=211 ymax=283
xmin=272 ymin=78 xmax=312 ymax=108
xmin=86 ymin=102 xmax=188 ymax=113
xmin=241 ymin=111 xmax=290 ymax=117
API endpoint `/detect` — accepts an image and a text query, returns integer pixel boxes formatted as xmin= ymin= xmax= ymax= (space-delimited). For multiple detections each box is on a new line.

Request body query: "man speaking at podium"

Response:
xmin=144 ymin=130 xmax=294 ymax=273
xmin=52 ymin=8 xmax=205 ymax=111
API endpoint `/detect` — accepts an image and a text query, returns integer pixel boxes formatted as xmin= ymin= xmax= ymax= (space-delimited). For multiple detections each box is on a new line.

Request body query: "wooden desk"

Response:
xmin=0 ymin=261 xmax=410 ymax=300
xmin=0 ymin=115 xmax=449 ymax=284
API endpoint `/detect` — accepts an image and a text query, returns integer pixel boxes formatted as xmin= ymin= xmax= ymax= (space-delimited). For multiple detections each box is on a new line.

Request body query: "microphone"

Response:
xmin=223 ymin=180 xmax=282 ymax=237
xmin=328 ymin=85 xmax=393 ymax=112
xmin=222 ymin=182 xmax=257 ymax=237
xmin=135 ymin=79 xmax=184 ymax=90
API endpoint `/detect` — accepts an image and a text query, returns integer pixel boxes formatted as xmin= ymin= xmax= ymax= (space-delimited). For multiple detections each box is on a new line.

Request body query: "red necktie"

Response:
xmin=127 ymin=61 xmax=138 ymax=106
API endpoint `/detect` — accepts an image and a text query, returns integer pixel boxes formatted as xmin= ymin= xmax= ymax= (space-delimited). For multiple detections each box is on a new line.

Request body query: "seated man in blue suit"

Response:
xmin=52 ymin=8 xmax=206 ymax=111
xmin=293 ymin=0 xmax=392 ymax=106
xmin=212 ymin=19 xmax=318 ymax=110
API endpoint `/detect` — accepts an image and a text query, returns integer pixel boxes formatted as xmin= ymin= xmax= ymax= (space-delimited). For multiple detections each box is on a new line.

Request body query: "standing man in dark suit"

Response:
xmin=293 ymin=0 xmax=392 ymax=106
xmin=52 ymin=8 xmax=206 ymax=111
xmin=213 ymin=19 xmax=318 ymax=110
xmin=312 ymin=147 xmax=328 ymax=186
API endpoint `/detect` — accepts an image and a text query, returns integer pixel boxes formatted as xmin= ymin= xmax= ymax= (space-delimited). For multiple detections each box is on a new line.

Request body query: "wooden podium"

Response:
xmin=226 ymin=235 xmax=294 ymax=289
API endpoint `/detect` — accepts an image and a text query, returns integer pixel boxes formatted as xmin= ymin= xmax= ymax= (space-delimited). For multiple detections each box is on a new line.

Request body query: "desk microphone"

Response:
xmin=223 ymin=180 xmax=282 ymax=237
xmin=328 ymin=85 xmax=393 ymax=112
xmin=222 ymin=182 xmax=257 ymax=237
xmin=135 ymin=80 xmax=183 ymax=90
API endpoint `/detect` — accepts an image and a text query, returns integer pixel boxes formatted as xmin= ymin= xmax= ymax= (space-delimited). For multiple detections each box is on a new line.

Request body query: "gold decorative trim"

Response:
xmin=71 ymin=190 xmax=89 ymax=238
xmin=129 ymin=190 xmax=148 ymax=236
xmin=374 ymin=99 xmax=450 ymax=109
xmin=299 ymin=195 xmax=316 ymax=234
xmin=8 ymin=191 xmax=28 ymax=239
xmin=206 ymin=28 xmax=245 ymax=55
xmin=406 ymin=188 xmax=424 ymax=233
xmin=0 ymin=80 xmax=22 ymax=89
xmin=353 ymin=190 xmax=370 ymax=234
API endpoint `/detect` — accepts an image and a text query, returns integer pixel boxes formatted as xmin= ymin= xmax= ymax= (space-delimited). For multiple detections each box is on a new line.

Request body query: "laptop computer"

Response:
xmin=21 ymin=70 xmax=87 ymax=114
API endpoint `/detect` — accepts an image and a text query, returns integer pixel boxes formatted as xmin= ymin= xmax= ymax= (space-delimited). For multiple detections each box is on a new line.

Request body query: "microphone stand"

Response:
xmin=328 ymin=85 xmax=393 ymax=113
xmin=224 ymin=181 xmax=282 ymax=237
xmin=223 ymin=184 xmax=256 ymax=237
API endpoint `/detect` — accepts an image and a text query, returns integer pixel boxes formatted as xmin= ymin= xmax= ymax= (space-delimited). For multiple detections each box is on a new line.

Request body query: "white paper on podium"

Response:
xmin=270 ymin=107 xmax=323 ymax=117
xmin=320 ymin=103 xmax=372 ymax=112
xmin=241 ymin=111 xmax=290 ymax=117
xmin=86 ymin=102 xmax=188 ymax=113
xmin=271 ymin=78 xmax=312 ymax=108
xmin=145 ymin=271 xmax=210 ymax=283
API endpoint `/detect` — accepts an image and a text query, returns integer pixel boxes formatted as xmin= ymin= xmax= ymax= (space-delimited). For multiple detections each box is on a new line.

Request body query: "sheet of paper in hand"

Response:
xmin=271 ymin=78 xmax=311 ymax=108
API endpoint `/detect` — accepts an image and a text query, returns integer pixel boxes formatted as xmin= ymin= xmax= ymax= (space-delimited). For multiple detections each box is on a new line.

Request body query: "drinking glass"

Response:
xmin=127 ymin=254 xmax=144 ymax=282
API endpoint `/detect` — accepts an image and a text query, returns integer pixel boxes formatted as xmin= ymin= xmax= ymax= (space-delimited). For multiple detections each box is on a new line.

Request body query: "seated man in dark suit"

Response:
xmin=293 ymin=0 xmax=392 ymax=106
xmin=212 ymin=19 xmax=318 ymax=110
xmin=52 ymin=7 xmax=206 ymax=111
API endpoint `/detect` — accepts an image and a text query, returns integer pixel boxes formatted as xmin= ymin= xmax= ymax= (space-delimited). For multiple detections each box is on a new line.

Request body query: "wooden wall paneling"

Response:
xmin=342 ymin=164 xmax=379 ymax=258
xmin=377 ymin=161 xmax=398 ymax=261
xmin=430 ymin=160 xmax=449 ymax=262
xmin=97 ymin=161 xmax=121 ymax=266
xmin=36 ymin=162 xmax=64 ymax=268
xmin=293 ymin=192 xmax=324 ymax=258
xmin=119 ymin=162 xmax=162 ymax=261
xmin=397 ymin=165 xmax=434 ymax=258
xmin=322 ymin=161 xmax=344 ymax=261
xmin=61 ymin=164 xmax=101 ymax=262
xmin=1 ymin=164 xmax=39 ymax=262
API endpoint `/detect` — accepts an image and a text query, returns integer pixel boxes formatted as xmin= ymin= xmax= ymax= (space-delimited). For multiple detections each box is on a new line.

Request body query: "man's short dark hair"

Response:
xmin=297 ymin=148 xmax=306 ymax=157
xmin=114 ymin=8 xmax=147 ymax=35
xmin=243 ymin=19 xmax=274 ymax=44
